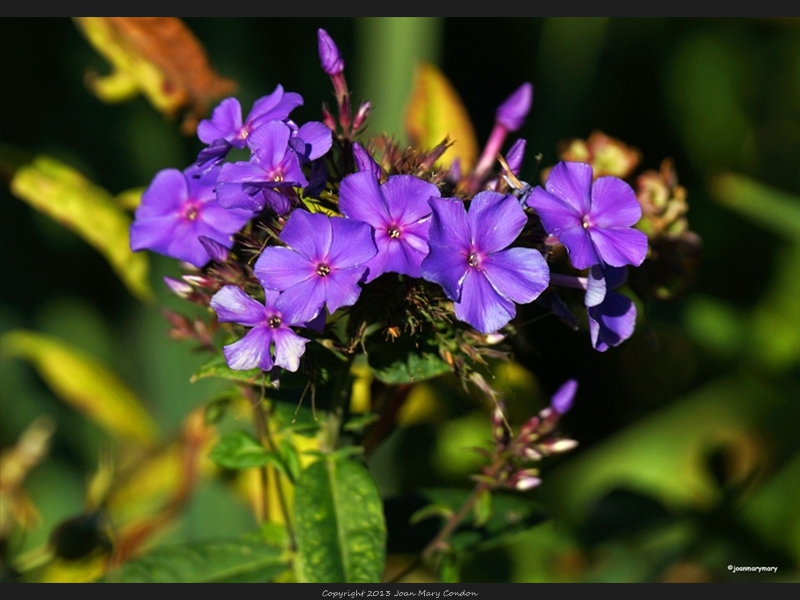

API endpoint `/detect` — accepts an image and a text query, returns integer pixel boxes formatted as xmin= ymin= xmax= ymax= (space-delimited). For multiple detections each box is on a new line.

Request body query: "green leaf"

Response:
xmin=708 ymin=173 xmax=800 ymax=242
xmin=0 ymin=330 xmax=158 ymax=444
xmin=209 ymin=430 xmax=277 ymax=471
xmin=367 ymin=336 xmax=451 ymax=384
xmin=8 ymin=155 xmax=151 ymax=300
xmin=109 ymin=539 xmax=289 ymax=582
xmin=293 ymin=456 xmax=386 ymax=582
xmin=191 ymin=354 xmax=265 ymax=385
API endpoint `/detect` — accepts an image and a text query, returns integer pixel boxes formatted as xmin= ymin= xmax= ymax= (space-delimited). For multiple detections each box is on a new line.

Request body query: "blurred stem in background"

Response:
xmin=355 ymin=18 xmax=443 ymax=142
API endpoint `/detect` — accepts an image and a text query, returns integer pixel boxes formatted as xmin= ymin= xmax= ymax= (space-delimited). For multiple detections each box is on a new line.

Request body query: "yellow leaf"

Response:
xmin=74 ymin=17 xmax=236 ymax=133
xmin=404 ymin=62 xmax=478 ymax=172
xmin=9 ymin=155 xmax=152 ymax=300
xmin=1 ymin=330 xmax=158 ymax=445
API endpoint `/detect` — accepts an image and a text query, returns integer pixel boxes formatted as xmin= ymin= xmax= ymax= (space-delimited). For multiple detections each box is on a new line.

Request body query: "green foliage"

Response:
xmin=367 ymin=335 xmax=451 ymax=384
xmin=293 ymin=455 xmax=386 ymax=582
xmin=108 ymin=538 xmax=290 ymax=583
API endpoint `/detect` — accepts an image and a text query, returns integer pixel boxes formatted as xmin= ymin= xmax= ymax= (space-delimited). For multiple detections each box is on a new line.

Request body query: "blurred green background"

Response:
xmin=1 ymin=18 xmax=798 ymax=582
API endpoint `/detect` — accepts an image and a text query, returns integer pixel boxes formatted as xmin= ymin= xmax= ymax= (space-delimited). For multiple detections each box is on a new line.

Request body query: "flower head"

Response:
xmin=421 ymin=191 xmax=549 ymax=333
xmin=210 ymin=285 xmax=309 ymax=372
xmin=254 ymin=210 xmax=377 ymax=323
xmin=339 ymin=172 xmax=440 ymax=282
xmin=130 ymin=165 xmax=253 ymax=268
xmin=527 ymin=161 xmax=648 ymax=270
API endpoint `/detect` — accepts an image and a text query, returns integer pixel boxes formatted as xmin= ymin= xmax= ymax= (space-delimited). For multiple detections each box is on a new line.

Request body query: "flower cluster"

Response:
xmin=130 ymin=28 xmax=679 ymax=375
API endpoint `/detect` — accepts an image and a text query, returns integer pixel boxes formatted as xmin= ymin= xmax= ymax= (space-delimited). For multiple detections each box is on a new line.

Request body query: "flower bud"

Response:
xmin=199 ymin=235 xmax=230 ymax=263
xmin=352 ymin=101 xmax=371 ymax=131
xmin=496 ymin=82 xmax=533 ymax=132
xmin=317 ymin=29 xmax=344 ymax=76
xmin=550 ymin=379 xmax=578 ymax=415
xmin=163 ymin=277 xmax=193 ymax=299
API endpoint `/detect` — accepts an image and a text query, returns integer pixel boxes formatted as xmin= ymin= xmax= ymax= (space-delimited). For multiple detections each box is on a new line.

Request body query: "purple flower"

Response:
xmin=254 ymin=210 xmax=377 ymax=323
xmin=130 ymin=166 xmax=253 ymax=268
xmin=585 ymin=265 xmax=637 ymax=352
xmin=210 ymin=285 xmax=309 ymax=372
xmin=527 ymin=161 xmax=648 ymax=270
xmin=215 ymin=121 xmax=307 ymax=214
xmin=198 ymin=86 xmax=304 ymax=150
xmin=195 ymin=87 xmax=304 ymax=172
xmin=421 ymin=191 xmax=550 ymax=333
xmin=317 ymin=28 xmax=344 ymax=76
xmin=339 ymin=172 xmax=440 ymax=282
xmin=496 ymin=82 xmax=533 ymax=132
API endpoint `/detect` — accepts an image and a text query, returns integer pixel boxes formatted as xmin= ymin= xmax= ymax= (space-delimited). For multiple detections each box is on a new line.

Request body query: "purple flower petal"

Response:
xmin=134 ymin=169 xmax=187 ymax=218
xmin=211 ymin=286 xmax=266 ymax=326
xmin=467 ymin=191 xmax=528 ymax=254
xmin=275 ymin=277 xmax=327 ymax=324
xmin=585 ymin=265 xmax=608 ymax=308
xmin=223 ymin=325 xmax=274 ymax=371
xmin=505 ymin=138 xmax=526 ymax=175
xmin=247 ymin=85 xmax=304 ymax=132
xmin=248 ymin=121 xmax=293 ymax=170
xmin=455 ymin=270 xmax=516 ymax=333
xmin=380 ymin=175 xmax=439 ymax=223
xmin=589 ymin=176 xmax=642 ymax=228
xmin=296 ymin=122 xmax=333 ymax=161
xmin=327 ymin=218 xmax=377 ymax=269
xmin=271 ymin=327 xmax=310 ymax=372
xmin=526 ymin=187 xmax=582 ymax=236
xmin=216 ymin=161 xmax=271 ymax=211
xmin=427 ymin=198 xmax=470 ymax=252
xmin=130 ymin=216 xmax=179 ymax=254
xmin=483 ymin=247 xmax=549 ymax=304
xmin=198 ymin=98 xmax=243 ymax=145
xmin=323 ymin=268 xmax=368 ymax=314
xmin=420 ymin=244 xmax=468 ymax=301
xmin=255 ymin=246 xmax=315 ymax=292
xmin=588 ymin=291 xmax=637 ymax=352
xmin=558 ymin=226 xmax=601 ymax=270
xmin=339 ymin=171 xmax=390 ymax=227
xmin=279 ymin=210 xmax=333 ymax=262
xmin=544 ymin=161 xmax=593 ymax=215
xmin=352 ymin=143 xmax=382 ymax=178
xmin=590 ymin=226 xmax=648 ymax=268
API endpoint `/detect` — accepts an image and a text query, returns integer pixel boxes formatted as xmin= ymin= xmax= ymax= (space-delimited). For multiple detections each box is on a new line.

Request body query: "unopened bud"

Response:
xmin=199 ymin=235 xmax=230 ymax=263
xmin=550 ymin=379 xmax=578 ymax=415
xmin=496 ymin=82 xmax=533 ymax=132
xmin=322 ymin=103 xmax=337 ymax=131
xmin=317 ymin=29 xmax=344 ymax=76
xmin=352 ymin=101 xmax=371 ymax=131
xmin=163 ymin=277 xmax=193 ymax=299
